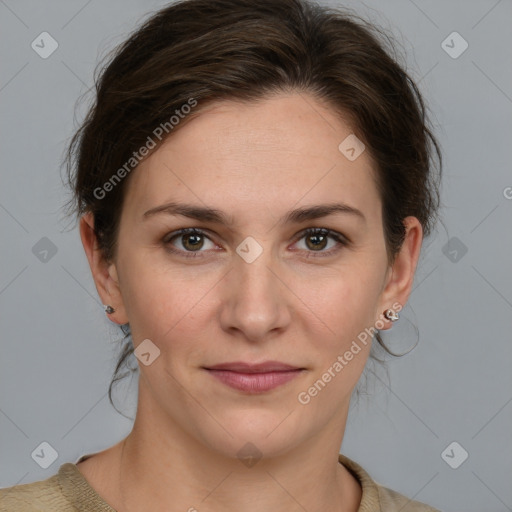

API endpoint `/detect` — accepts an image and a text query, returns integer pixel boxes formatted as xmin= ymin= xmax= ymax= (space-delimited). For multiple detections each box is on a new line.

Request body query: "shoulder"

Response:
xmin=1 ymin=460 xmax=117 ymax=512
xmin=375 ymin=483 xmax=442 ymax=511
xmin=338 ymin=453 xmax=441 ymax=512
xmin=0 ymin=469 xmax=69 ymax=511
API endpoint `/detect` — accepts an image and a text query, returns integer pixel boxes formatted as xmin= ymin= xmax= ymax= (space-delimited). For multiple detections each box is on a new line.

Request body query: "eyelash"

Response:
xmin=163 ymin=227 xmax=349 ymax=259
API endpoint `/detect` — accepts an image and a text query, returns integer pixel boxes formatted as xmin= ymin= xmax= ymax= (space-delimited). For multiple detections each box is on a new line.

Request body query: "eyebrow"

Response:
xmin=142 ymin=201 xmax=366 ymax=225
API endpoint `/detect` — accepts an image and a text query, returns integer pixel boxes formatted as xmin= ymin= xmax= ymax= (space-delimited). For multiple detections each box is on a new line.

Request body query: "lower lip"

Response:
xmin=205 ymin=369 xmax=304 ymax=393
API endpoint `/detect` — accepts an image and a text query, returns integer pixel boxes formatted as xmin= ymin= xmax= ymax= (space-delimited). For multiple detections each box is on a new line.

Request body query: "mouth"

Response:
xmin=202 ymin=361 xmax=306 ymax=393
xmin=204 ymin=361 xmax=304 ymax=373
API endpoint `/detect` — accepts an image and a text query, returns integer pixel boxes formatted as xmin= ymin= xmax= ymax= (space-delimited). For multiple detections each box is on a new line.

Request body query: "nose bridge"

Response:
xmin=237 ymin=248 xmax=277 ymax=296
xmin=235 ymin=239 xmax=281 ymax=306
xmin=219 ymin=238 xmax=290 ymax=340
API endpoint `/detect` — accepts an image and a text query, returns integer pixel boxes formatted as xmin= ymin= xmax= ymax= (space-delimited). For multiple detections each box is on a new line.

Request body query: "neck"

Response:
xmin=111 ymin=384 xmax=361 ymax=512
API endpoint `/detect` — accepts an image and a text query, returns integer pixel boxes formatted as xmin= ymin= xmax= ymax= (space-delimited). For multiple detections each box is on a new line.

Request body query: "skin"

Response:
xmin=78 ymin=92 xmax=422 ymax=512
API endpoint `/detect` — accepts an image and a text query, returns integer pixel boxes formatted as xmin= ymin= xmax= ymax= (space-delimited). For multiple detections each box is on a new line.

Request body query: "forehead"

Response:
xmin=121 ymin=93 xmax=382 ymax=230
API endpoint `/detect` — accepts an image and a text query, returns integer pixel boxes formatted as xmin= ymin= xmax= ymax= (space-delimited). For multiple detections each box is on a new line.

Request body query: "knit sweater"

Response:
xmin=0 ymin=453 xmax=441 ymax=511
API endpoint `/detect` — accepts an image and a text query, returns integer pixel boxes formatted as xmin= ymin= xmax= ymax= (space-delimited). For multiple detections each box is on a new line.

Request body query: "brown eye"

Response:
xmin=293 ymin=228 xmax=348 ymax=257
xmin=305 ymin=232 xmax=328 ymax=251
xmin=164 ymin=228 xmax=217 ymax=258
xmin=181 ymin=232 xmax=205 ymax=251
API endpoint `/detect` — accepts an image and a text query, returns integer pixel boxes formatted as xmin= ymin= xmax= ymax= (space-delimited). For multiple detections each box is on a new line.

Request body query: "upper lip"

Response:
xmin=204 ymin=361 xmax=303 ymax=373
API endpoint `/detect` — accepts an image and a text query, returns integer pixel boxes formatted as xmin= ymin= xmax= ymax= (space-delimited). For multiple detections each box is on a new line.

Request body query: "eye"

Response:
xmin=163 ymin=227 xmax=349 ymax=259
xmin=163 ymin=228 xmax=218 ymax=258
xmin=291 ymin=227 xmax=348 ymax=257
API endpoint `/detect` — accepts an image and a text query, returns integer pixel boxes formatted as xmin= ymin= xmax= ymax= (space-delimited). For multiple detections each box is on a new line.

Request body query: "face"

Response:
xmin=81 ymin=92 xmax=421 ymax=461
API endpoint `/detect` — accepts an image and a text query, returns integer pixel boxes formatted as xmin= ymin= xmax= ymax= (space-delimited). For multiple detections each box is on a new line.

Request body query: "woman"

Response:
xmin=0 ymin=0 xmax=442 ymax=510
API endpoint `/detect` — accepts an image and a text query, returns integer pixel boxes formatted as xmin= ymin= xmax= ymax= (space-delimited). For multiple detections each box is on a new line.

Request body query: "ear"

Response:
xmin=79 ymin=212 xmax=129 ymax=325
xmin=376 ymin=216 xmax=423 ymax=330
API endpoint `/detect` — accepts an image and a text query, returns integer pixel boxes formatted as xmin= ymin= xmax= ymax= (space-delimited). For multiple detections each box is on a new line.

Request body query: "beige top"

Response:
xmin=0 ymin=453 xmax=440 ymax=511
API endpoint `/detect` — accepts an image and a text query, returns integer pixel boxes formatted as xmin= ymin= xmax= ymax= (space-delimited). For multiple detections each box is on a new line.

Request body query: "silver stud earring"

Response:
xmin=103 ymin=304 xmax=115 ymax=314
xmin=383 ymin=308 xmax=399 ymax=322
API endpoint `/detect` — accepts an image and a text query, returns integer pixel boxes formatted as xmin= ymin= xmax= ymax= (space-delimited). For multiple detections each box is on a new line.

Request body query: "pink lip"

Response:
xmin=205 ymin=368 xmax=304 ymax=393
xmin=203 ymin=361 xmax=305 ymax=393
xmin=205 ymin=361 xmax=302 ymax=373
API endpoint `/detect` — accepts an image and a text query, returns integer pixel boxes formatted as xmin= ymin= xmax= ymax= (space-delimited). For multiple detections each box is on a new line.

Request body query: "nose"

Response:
xmin=218 ymin=246 xmax=292 ymax=343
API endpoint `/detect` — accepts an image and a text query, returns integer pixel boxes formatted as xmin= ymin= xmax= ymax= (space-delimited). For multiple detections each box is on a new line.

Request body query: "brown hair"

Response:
xmin=61 ymin=0 xmax=442 ymax=412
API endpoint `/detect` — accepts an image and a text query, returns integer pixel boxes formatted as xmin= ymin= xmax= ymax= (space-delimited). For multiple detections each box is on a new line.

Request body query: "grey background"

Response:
xmin=1 ymin=1 xmax=511 ymax=511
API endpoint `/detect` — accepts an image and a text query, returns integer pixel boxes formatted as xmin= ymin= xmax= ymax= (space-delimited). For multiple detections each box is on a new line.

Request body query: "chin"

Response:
xmin=197 ymin=410 xmax=307 ymax=461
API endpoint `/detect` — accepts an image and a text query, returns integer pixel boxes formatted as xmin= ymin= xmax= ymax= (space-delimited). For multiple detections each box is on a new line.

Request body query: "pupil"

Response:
xmin=184 ymin=234 xmax=203 ymax=250
xmin=307 ymin=234 xmax=327 ymax=250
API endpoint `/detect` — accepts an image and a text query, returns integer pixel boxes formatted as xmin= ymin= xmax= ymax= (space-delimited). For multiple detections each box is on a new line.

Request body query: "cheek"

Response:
xmin=294 ymin=263 xmax=383 ymax=347
xmin=118 ymin=257 xmax=211 ymax=346
xmin=291 ymin=267 xmax=382 ymax=408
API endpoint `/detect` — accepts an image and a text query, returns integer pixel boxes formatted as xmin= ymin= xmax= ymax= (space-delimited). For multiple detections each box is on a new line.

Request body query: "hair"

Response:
xmin=61 ymin=0 xmax=442 ymax=414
